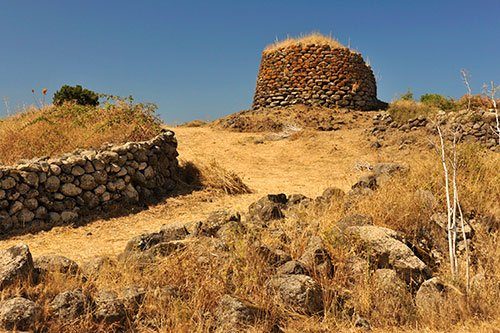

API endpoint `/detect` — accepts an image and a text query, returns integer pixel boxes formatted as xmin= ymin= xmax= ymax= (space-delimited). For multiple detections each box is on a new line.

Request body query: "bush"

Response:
xmin=399 ymin=90 xmax=414 ymax=101
xmin=457 ymin=94 xmax=493 ymax=111
xmin=53 ymin=85 xmax=99 ymax=106
xmin=420 ymin=93 xmax=456 ymax=111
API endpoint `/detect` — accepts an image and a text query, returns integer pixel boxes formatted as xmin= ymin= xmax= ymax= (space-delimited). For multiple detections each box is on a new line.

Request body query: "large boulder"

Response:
xmin=415 ymin=277 xmax=465 ymax=318
xmin=49 ymin=289 xmax=86 ymax=320
xmin=197 ymin=210 xmax=242 ymax=237
xmin=352 ymin=162 xmax=408 ymax=190
xmin=267 ymin=274 xmax=323 ymax=315
xmin=34 ymin=254 xmax=79 ymax=276
xmin=314 ymin=187 xmax=345 ymax=207
xmin=94 ymin=290 xmax=126 ymax=325
xmin=125 ymin=222 xmax=190 ymax=253
xmin=253 ymin=242 xmax=291 ymax=267
xmin=0 ymin=297 xmax=39 ymax=331
xmin=248 ymin=194 xmax=287 ymax=224
xmin=370 ymin=269 xmax=413 ymax=324
xmin=214 ymin=295 xmax=262 ymax=332
xmin=121 ymin=285 xmax=146 ymax=315
xmin=299 ymin=236 xmax=334 ymax=277
xmin=0 ymin=244 xmax=34 ymax=290
xmin=344 ymin=225 xmax=430 ymax=286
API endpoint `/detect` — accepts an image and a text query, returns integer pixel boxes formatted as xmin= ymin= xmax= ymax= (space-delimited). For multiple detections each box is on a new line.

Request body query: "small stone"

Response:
xmin=1 ymin=177 xmax=16 ymax=190
xmin=61 ymin=183 xmax=82 ymax=197
xmin=61 ymin=211 xmax=78 ymax=223
xmin=17 ymin=209 xmax=35 ymax=224
xmin=79 ymin=174 xmax=97 ymax=190
xmin=71 ymin=165 xmax=85 ymax=176
xmin=45 ymin=176 xmax=61 ymax=192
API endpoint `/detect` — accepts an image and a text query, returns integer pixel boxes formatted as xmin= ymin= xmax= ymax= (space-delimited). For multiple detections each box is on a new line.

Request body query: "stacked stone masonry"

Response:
xmin=0 ymin=130 xmax=179 ymax=235
xmin=372 ymin=110 xmax=499 ymax=151
xmin=252 ymin=45 xmax=386 ymax=111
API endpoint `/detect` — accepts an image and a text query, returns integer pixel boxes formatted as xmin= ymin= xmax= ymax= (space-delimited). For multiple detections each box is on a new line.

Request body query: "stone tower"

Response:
xmin=252 ymin=34 xmax=386 ymax=111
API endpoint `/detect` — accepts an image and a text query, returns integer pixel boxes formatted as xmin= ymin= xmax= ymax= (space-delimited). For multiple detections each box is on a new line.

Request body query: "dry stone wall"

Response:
xmin=0 ymin=130 xmax=178 ymax=236
xmin=252 ymin=45 xmax=386 ymax=111
xmin=372 ymin=110 xmax=499 ymax=151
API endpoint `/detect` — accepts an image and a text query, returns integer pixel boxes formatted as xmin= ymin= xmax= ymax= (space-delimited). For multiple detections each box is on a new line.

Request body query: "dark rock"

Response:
xmin=49 ymin=289 xmax=86 ymax=319
xmin=299 ymin=236 xmax=334 ymax=277
xmin=267 ymin=274 xmax=323 ymax=315
xmin=34 ymin=254 xmax=79 ymax=276
xmin=145 ymin=240 xmax=189 ymax=257
xmin=198 ymin=210 xmax=241 ymax=237
xmin=94 ymin=290 xmax=126 ymax=325
xmin=0 ymin=297 xmax=38 ymax=331
xmin=121 ymin=285 xmax=146 ymax=315
xmin=254 ymin=242 xmax=291 ymax=267
xmin=214 ymin=295 xmax=262 ymax=332
xmin=0 ymin=244 xmax=34 ymax=290
xmin=248 ymin=194 xmax=287 ymax=224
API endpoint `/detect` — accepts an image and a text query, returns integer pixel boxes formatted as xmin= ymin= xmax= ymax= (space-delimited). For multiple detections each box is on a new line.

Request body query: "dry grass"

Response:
xmin=179 ymin=159 xmax=252 ymax=195
xmin=3 ymin=142 xmax=497 ymax=332
xmin=264 ymin=32 xmax=346 ymax=53
xmin=388 ymin=99 xmax=439 ymax=123
xmin=0 ymin=101 xmax=162 ymax=165
xmin=0 ymin=123 xmax=498 ymax=331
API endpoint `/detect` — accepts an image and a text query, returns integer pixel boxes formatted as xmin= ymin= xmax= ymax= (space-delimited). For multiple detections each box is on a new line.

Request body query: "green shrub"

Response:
xmin=399 ymin=90 xmax=414 ymax=101
xmin=53 ymin=85 xmax=99 ymax=106
xmin=420 ymin=93 xmax=456 ymax=111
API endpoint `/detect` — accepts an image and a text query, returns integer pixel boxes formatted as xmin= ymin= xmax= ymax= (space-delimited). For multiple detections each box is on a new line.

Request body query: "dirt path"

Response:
xmin=0 ymin=124 xmax=410 ymax=262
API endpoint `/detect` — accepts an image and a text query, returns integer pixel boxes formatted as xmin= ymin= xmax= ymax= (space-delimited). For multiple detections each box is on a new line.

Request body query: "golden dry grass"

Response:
xmin=0 ymin=102 xmax=162 ymax=165
xmin=264 ymin=32 xmax=346 ymax=53
xmin=0 ymin=118 xmax=498 ymax=332
xmin=388 ymin=99 xmax=439 ymax=123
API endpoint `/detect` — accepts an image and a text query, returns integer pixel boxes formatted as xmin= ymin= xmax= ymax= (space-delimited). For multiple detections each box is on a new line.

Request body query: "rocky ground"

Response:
xmin=0 ymin=111 xmax=498 ymax=332
xmin=0 ymin=160 xmax=498 ymax=332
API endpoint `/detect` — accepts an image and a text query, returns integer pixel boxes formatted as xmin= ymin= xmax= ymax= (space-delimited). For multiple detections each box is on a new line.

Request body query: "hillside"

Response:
xmin=0 ymin=108 xmax=498 ymax=332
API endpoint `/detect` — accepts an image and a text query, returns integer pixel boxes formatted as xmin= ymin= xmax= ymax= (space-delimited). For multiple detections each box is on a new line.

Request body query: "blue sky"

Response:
xmin=1 ymin=0 xmax=499 ymax=122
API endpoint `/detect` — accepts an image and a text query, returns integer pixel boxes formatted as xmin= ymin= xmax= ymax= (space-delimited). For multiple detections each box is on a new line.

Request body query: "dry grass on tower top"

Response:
xmin=264 ymin=32 xmax=346 ymax=53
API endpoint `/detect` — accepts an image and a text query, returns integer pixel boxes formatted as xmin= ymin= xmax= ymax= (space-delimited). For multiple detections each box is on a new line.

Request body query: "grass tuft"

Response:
xmin=264 ymin=32 xmax=346 ymax=53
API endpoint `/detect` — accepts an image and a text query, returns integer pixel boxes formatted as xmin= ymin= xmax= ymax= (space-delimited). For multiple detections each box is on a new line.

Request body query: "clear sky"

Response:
xmin=1 ymin=0 xmax=499 ymax=123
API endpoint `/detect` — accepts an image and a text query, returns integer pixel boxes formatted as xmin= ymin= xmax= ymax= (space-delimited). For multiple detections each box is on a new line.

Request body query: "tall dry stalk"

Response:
xmin=435 ymin=126 xmax=470 ymax=284
xmin=484 ymin=81 xmax=500 ymax=145
xmin=461 ymin=69 xmax=472 ymax=112
xmin=436 ymin=126 xmax=457 ymax=277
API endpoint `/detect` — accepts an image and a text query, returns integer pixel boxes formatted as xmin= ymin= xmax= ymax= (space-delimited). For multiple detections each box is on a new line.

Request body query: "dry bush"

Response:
xmin=388 ymin=99 xmax=439 ymax=123
xmin=179 ymin=159 xmax=251 ymax=195
xmin=178 ymin=119 xmax=208 ymax=128
xmin=264 ymin=32 xmax=345 ymax=53
xmin=0 ymin=101 xmax=162 ymax=165
xmin=456 ymin=94 xmax=495 ymax=111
